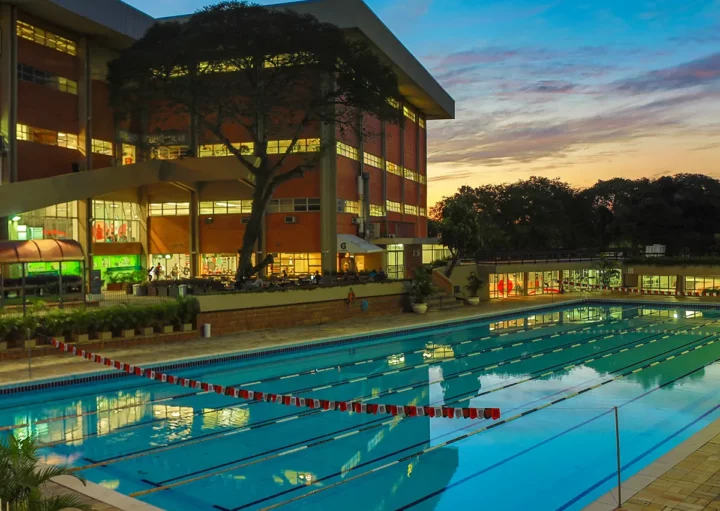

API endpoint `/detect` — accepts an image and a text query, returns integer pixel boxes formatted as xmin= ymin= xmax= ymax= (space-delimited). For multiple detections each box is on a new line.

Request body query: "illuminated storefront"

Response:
xmin=269 ymin=253 xmax=321 ymax=276
xmin=641 ymin=275 xmax=677 ymax=293
xmin=201 ymin=253 xmax=237 ymax=278
xmin=92 ymin=200 xmax=141 ymax=243
xmin=526 ymin=271 xmax=560 ymax=295
xmin=8 ymin=201 xmax=79 ymax=242
xmin=685 ymin=276 xmax=720 ymax=294
xmin=148 ymin=254 xmax=191 ymax=280
xmin=489 ymin=273 xmax=526 ymax=298
xmin=93 ymin=255 xmax=143 ymax=282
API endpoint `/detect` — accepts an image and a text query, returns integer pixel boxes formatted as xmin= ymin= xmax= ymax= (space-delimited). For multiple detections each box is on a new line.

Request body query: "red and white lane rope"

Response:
xmin=51 ymin=340 xmax=501 ymax=421
xmin=564 ymin=281 xmax=710 ymax=297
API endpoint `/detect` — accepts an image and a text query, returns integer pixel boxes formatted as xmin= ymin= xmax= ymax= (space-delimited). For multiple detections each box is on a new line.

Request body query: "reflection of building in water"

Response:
xmin=639 ymin=307 xmax=703 ymax=319
xmin=14 ymin=401 xmax=85 ymax=445
xmin=201 ymin=407 xmax=250 ymax=430
xmin=97 ymin=391 xmax=152 ymax=437
xmin=423 ymin=344 xmax=455 ymax=360
xmin=388 ymin=354 xmax=405 ymax=366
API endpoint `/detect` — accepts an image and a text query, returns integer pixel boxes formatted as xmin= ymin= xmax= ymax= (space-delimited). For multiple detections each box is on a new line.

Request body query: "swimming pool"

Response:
xmin=3 ymin=302 xmax=720 ymax=511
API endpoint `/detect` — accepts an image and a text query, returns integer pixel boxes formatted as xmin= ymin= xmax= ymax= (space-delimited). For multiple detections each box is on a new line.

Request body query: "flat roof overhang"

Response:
xmin=0 ymin=156 xmax=256 ymax=219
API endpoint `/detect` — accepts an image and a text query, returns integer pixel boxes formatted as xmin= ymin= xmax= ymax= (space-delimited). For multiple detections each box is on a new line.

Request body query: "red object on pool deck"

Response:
xmin=51 ymin=339 xmax=501 ymax=421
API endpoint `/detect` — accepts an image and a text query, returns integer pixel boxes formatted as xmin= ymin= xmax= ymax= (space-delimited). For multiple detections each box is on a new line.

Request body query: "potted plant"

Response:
xmin=155 ymin=301 xmax=179 ymax=334
xmin=410 ymin=267 xmax=434 ymax=314
xmin=106 ymin=272 xmax=124 ymax=292
xmin=69 ymin=309 xmax=92 ymax=343
xmin=91 ymin=309 xmax=113 ymax=341
xmin=39 ymin=311 xmax=71 ymax=343
xmin=0 ymin=315 xmax=12 ymax=351
xmin=465 ymin=272 xmax=484 ymax=305
xmin=111 ymin=305 xmax=136 ymax=339
xmin=18 ymin=315 xmax=38 ymax=349
xmin=177 ymin=297 xmax=200 ymax=331
xmin=133 ymin=306 xmax=154 ymax=337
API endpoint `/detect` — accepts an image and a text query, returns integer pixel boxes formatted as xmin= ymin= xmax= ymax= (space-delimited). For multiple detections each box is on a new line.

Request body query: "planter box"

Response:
xmin=0 ymin=341 xmax=7 ymax=351
xmin=138 ymin=327 xmax=154 ymax=337
xmin=133 ymin=285 xmax=148 ymax=296
xmin=72 ymin=333 xmax=89 ymax=343
xmin=97 ymin=331 xmax=112 ymax=341
xmin=121 ymin=329 xmax=135 ymax=339
xmin=182 ymin=323 xmax=193 ymax=332
xmin=107 ymin=283 xmax=125 ymax=291
xmin=23 ymin=339 xmax=37 ymax=349
xmin=161 ymin=325 xmax=174 ymax=334
xmin=147 ymin=287 xmax=158 ymax=297
xmin=168 ymin=286 xmax=180 ymax=298
xmin=156 ymin=287 xmax=169 ymax=297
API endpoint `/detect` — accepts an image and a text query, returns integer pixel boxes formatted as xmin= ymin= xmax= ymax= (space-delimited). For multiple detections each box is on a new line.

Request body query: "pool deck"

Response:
xmin=585 ymin=417 xmax=720 ymax=511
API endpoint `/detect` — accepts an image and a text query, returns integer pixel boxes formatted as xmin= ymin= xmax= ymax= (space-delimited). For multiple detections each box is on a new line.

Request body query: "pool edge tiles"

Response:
xmin=582 ymin=415 xmax=720 ymax=511
xmin=0 ymin=299 xmax=584 ymax=395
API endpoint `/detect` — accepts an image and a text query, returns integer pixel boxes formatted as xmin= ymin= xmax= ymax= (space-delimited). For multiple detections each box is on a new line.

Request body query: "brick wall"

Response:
xmin=198 ymin=294 xmax=408 ymax=336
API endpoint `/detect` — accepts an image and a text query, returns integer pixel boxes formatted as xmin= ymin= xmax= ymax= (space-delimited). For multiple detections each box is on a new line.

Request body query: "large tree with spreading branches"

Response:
xmin=108 ymin=1 xmax=402 ymax=279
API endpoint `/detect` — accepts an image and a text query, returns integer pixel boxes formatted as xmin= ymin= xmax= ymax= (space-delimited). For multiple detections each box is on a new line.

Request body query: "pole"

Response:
xmin=614 ymin=406 xmax=622 ymax=506
xmin=27 ymin=347 xmax=31 ymax=379
xmin=58 ymin=260 xmax=63 ymax=309
xmin=21 ymin=262 xmax=26 ymax=317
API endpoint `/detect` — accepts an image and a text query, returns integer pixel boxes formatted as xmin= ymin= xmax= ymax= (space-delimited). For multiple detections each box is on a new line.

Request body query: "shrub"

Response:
xmin=90 ymin=309 xmax=114 ymax=333
xmin=110 ymin=304 xmax=135 ymax=333
xmin=411 ymin=267 xmax=435 ymax=304
xmin=69 ymin=309 xmax=92 ymax=335
xmin=153 ymin=301 xmax=180 ymax=328
xmin=465 ymin=272 xmax=484 ymax=298
xmin=38 ymin=311 xmax=71 ymax=339
xmin=177 ymin=297 xmax=200 ymax=326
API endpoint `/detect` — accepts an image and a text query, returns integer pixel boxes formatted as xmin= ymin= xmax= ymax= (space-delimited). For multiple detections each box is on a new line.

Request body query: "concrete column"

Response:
xmin=416 ymin=115 xmax=421 ymax=236
xmin=381 ymin=120 xmax=387 ymax=237
xmin=0 ymin=5 xmax=18 ymax=241
xmin=523 ymin=272 xmax=529 ymax=296
xmin=189 ymin=191 xmax=199 ymax=277
xmin=78 ymin=37 xmax=94 ymax=281
xmin=677 ymin=274 xmax=684 ymax=293
xmin=319 ymin=79 xmax=337 ymax=274
xmin=399 ymin=102 xmax=406 ymax=223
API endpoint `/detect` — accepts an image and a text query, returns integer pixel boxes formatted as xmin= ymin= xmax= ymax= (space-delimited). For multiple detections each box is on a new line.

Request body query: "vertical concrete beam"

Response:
xmin=0 ymin=5 xmax=18 ymax=241
xmin=381 ymin=120 xmax=387 ymax=237
xmin=78 ymin=37 xmax=94 ymax=280
xmin=189 ymin=190 xmax=199 ymax=277
xmin=319 ymin=75 xmax=337 ymax=275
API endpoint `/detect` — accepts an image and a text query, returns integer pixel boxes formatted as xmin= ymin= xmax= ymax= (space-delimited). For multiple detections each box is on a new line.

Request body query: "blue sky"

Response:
xmin=124 ymin=0 xmax=720 ymax=203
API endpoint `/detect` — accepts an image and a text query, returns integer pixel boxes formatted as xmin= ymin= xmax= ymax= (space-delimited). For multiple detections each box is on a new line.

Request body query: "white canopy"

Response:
xmin=337 ymin=234 xmax=384 ymax=254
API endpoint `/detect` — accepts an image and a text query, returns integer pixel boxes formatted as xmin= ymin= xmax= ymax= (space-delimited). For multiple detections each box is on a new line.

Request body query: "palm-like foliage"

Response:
xmin=0 ymin=436 xmax=91 ymax=511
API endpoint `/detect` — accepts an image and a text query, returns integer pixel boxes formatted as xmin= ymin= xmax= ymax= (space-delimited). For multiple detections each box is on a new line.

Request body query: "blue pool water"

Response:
xmin=3 ymin=302 xmax=720 ymax=511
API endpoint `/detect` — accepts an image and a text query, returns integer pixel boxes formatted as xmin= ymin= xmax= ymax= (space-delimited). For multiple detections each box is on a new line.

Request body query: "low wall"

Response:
xmin=197 ymin=282 xmax=409 ymax=336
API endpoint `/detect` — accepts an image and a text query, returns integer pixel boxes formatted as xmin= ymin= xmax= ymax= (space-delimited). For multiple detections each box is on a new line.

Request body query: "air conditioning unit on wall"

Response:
xmin=284 ymin=216 xmax=297 ymax=224
xmin=412 ymin=250 xmax=421 ymax=257
xmin=351 ymin=217 xmax=362 ymax=225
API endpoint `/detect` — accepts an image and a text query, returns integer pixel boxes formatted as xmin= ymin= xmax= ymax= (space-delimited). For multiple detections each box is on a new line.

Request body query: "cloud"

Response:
xmin=615 ymin=53 xmax=720 ymax=93
xmin=519 ymin=80 xmax=578 ymax=93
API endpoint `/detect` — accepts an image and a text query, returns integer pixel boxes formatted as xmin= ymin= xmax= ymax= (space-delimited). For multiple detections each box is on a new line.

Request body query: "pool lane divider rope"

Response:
xmin=129 ymin=322 xmax=719 ymax=496
xmin=250 ymin=335 xmax=720 ymax=511
xmin=49 ymin=339 xmax=501 ymax=421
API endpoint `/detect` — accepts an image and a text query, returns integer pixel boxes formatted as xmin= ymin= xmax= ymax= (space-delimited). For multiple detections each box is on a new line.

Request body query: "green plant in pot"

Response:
xmin=110 ymin=304 xmax=136 ymax=339
xmin=154 ymin=301 xmax=180 ymax=334
xmin=133 ymin=306 xmax=154 ymax=337
xmin=39 ymin=311 xmax=71 ymax=343
xmin=411 ymin=267 xmax=434 ymax=314
xmin=91 ymin=309 xmax=114 ymax=341
xmin=0 ymin=315 xmax=16 ymax=351
xmin=177 ymin=297 xmax=200 ymax=331
xmin=465 ymin=272 xmax=484 ymax=306
xmin=69 ymin=309 xmax=92 ymax=343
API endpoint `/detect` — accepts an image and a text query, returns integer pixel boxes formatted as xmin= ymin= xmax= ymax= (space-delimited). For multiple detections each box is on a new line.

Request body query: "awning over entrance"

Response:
xmin=0 ymin=239 xmax=85 ymax=264
xmin=337 ymin=234 xmax=383 ymax=254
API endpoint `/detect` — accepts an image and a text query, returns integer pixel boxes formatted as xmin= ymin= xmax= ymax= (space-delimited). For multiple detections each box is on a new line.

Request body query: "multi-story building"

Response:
xmin=0 ymin=0 xmax=454 ymax=283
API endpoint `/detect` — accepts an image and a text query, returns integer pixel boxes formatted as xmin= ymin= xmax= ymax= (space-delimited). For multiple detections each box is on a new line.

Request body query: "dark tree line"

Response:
xmin=432 ymin=175 xmax=720 ymax=274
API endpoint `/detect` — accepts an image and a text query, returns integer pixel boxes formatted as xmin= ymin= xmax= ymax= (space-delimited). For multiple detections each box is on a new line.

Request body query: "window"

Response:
xmin=369 ymin=204 xmax=386 ymax=217
xmin=17 ymin=21 xmax=77 ymax=56
xmin=527 ymin=271 xmax=561 ymax=295
xmin=419 ymin=118 xmax=426 ymax=129
xmin=18 ymin=63 xmax=77 ymax=94
xmin=337 ymin=199 xmax=360 ymax=214
xmin=386 ymin=200 xmax=401 ymax=213
xmin=16 ymin=124 xmax=78 ymax=150
xmin=92 ymin=200 xmax=141 ymax=243
xmin=422 ymin=244 xmax=450 ymax=264
xmin=419 ymin=207 xmax=427 ymax=217
xmin=364 ymin=152 xmax=383 ymax=169
xmin=404 ymin=204 xmax=418 ymax=215
xmin=201 ymin=254 xmax=239 ymax=277
xmin=149 ymin=203 xmax=190 ymax=216
xmin=9 ymin=201 xmax=78 ymax=242
xmin=122 ymin=144 xmax=136 ymax=165
xmin=418 ymin=174 xmax=427 ymax=185
xmin=151 ymin=146 xmax=187 ymax=160
xmin=57 ymin=132 xmax=78 ymax=150
xmin=266 ymin=139 xmax=318 ymax=155
xmin=336 ymin=142 xmax=359 ymax=161
xmin=267 ymin=140 xmax=292 ymax=155
xmin=387 ymin=98 xmax=401 ymax=109
xmin=92 ymin=139 xmax=114 ymax=156
xmin=489 ymin=273 xmax=526 ymax=299
xmin=266 ymin=198 xmax=320 ymax=213
xmin=404 ymin=168 xmax=418 ymax=182
xmin=386 ymin=161 xmax=402 ymax=176
xmin=686 ymin=276 xmax=720 ymax=293
xmin=403 ymin=106 xmax=416 ymax=123
xmin=199 ymin=200 xmax=253 ymax=215
xmin=270 ymin=253 xmax=321 ymax=276
xmin=198 ymin=142 xmax=254 ymax=157
xmin=642 ymin=275 xmax=677 ymax=293
xmin=17 ymin=124 xmax=30 ymax=141
xmin=386 ymin=244 xmax=404 ymax=280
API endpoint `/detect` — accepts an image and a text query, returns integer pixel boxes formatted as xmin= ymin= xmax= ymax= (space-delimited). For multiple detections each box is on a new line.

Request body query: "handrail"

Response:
xmin=431 ymin=268 xmax=455 ymax=295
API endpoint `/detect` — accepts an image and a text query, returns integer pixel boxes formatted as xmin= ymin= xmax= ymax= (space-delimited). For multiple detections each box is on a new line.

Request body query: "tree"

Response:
xmin=0 ymin=435 xmax=91 ymax=511
xmin=109 ymin=1 xmax=402 ymax=279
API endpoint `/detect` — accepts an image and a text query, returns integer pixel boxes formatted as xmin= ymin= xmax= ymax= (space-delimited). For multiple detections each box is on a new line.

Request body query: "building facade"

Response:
xmin=0 ymin=0 xmax=454 ymax=282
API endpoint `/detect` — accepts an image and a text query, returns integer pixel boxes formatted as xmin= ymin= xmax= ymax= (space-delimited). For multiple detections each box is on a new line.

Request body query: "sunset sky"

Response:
xmin=126 ymin=0 xmax=720 ymax=205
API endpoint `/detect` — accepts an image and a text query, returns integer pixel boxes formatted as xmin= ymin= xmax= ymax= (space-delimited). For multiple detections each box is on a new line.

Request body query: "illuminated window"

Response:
xmin=386 ymin=200 xmax=401 ymax=213
xmin=198 ymin=142 xmax=254 ymax=157
xmin=17 ymin=124 xmax=29 ymax=141
xmin=337 ymin=199 xmax=360 ymax=214
xmin=387 ymin=98 xmax=401 ymax=109
xmin=266 ymin=198 xmax=320 ymax=213
xmin=149 ymin=203 xmax=190 ymax=216
xmin=151 ymin=146 xmax=187 ymax=160
xmin=10 ymin=201 xmax=78 ymax=242
xmin=404 ymin=168 xmax=418 ymax=182
xmin=18 ymin=64 xmax=77 ymax=95
xmin=122 ymin=144 xmax=136 ymax=165
xmin=336 ymin=141 xmax=359 ymax=161
xmin=404 ymin=204 xmax=418 ymax=215
xmin=363 ymin=152 xmax=383 ymax=169
xmin=267 ymin=140 xmax=292 ymax=155
xmin=199 ymin=200 xmax=253 ymax=215
xmin=386 ymin=161 xmax=402 ymax=176
xmin=17 ymin=21 xmax=76 ymax=56
xmin=419 ymin=118 xmax=426 ymax=129
xmin=403 ymin=106 xmax=416 ymax=123
xmin=92 ymin=139 xmax=114 ymax=156
xmin=292 ymin=138 xmax=320 ymax=152
xmin=92 ymin=200 xmax=141 ymax=243
xmin=369 ymin=204 xmax=386 ymax=217
xmin=57 ymin=132 xmax=78 ymax=150
xmin=419 ymin=207 xmax=427 ymax=217
xmin=270 ymin=253 xmax=321 ymax=276
xmin=418 ymin=174 xmax=427 ymax=185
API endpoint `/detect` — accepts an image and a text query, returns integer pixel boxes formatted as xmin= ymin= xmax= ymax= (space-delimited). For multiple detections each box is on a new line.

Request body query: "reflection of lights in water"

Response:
xmin=282 ymin=470 xmax=317 ymax=485
xmin=202 ymin=407 xmax=250 ymax=430
xmin=423 ymin=344 xmax=454 ymax=360
xmin=97 ymin=391 xmax=151 ymax=437
xmin=388 ymin=354 xmax=405 ymax=366
xmin=99 ymin=480 xmax=120 ymax=490
xmin=674 ymin=313 xmax=679 ymax=319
